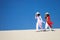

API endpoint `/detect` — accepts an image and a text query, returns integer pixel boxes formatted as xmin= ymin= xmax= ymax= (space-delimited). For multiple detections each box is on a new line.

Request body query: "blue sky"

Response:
xmin=0 ymin=0 xmax=60 ymax=30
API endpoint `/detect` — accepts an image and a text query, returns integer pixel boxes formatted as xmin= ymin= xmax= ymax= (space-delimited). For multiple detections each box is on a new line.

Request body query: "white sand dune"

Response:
xmin=0 ymin=29 xmax=60 ymax=40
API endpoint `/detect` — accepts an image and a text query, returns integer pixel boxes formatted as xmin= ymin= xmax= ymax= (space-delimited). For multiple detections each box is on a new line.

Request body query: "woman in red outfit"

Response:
xmin=45 ymin=12 xmax=53 ymax=31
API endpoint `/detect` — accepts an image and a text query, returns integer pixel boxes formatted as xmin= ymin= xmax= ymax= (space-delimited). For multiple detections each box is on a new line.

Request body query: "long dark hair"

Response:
xmin=45 ymin=14 xmax=50 ymax=19
xmin=36 ymin=14 xmax=40 ymax=17
xmin=37 ymin=14 xmax=40 ymax=16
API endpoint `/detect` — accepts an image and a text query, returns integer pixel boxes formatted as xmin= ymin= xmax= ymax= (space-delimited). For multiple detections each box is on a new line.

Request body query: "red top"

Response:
xmin=47 ymin=16 xmax=53 ymax=28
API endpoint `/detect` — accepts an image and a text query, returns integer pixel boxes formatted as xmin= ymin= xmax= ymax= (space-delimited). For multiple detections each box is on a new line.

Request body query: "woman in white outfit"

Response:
xmin=35 ymin=12 xmax=45 ymax=31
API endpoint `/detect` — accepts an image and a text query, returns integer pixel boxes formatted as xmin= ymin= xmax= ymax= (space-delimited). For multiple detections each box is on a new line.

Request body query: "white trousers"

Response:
xmin=36 ymin=22 xmax=42 ymax=31
xmin=45 ymin=22 xmax=52 ymax=30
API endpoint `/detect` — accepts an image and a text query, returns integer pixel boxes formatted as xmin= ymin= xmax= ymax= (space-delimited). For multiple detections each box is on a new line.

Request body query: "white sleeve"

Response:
xmin=35 ymin=16 xmax=37 ymax=19
xmin=39 ymin=16 xmax=42 ymax=21
xmin=39 ymin=16 xmax=45 ymax=23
